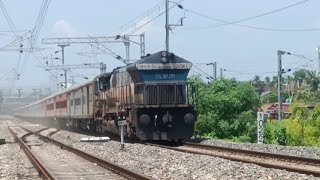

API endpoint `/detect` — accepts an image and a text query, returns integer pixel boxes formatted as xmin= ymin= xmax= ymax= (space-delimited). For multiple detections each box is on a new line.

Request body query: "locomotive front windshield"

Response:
xmin=134 ymin=69 xmax=191 ymax=106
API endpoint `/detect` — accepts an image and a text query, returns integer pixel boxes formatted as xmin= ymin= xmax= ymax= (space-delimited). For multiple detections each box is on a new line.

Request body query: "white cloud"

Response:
xmin=123 ymin=16 xmax=154 ymax=35
xmin=52 ymin=20 xmax=78 ymax=37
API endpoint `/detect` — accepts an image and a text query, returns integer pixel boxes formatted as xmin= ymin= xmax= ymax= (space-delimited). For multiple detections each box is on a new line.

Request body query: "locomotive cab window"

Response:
xmin=99 ymin=77 xmax=109 ymax=91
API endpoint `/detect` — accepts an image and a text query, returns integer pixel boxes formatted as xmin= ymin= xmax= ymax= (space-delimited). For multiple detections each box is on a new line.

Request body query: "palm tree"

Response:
xmin=306 ymin=70 xmax=320 ymax=92
xmin=252 ymin=75 xmax=265 ymax=93
xmin=271 ymin=75 xmax=278 ymax=90
xmin=265 ymin=77 xmax=271 ymax=90
xmin=293 ymin=69 xmax=308 ymax=88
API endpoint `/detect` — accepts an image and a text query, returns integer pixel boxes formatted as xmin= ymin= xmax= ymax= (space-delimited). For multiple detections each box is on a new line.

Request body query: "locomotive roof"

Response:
xmin=93 ymin=72 xmax=112 ymax=80
xmin=138 ymin=51 xmax=190 ymax=64
xmin=113 ymin=51 xmax=192 ymax=72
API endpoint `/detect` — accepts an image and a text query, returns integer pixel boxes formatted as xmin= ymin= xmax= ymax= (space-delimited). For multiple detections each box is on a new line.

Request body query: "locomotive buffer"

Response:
xmin=118 ymin=118 xmax=127 ymax=149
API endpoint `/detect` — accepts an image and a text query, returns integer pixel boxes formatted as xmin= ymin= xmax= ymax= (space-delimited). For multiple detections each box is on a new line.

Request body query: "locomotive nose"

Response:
xmin=184 ymin=113 xmax=195 ymax=125
xmin=139 ymin=114 xmax=151 ymax=127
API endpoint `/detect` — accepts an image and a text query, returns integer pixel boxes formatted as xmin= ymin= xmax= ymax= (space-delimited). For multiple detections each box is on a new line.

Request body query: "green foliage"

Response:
xmin=275 ymin=127 xmax=287 ymax=145
xmin=189 ymin=72 xmax=320 ymax=147
xmin=262 ymin=92 xmax=289 ymax=103
xmin=263 ymin=103 xmax=320 ymax=147
xmin=190 ymin=76 xmax=260 ymax=143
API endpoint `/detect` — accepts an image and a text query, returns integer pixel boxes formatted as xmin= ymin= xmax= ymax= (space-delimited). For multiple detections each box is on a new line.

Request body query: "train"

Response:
xmin=14 ymin=51 xmax=197 ymax=141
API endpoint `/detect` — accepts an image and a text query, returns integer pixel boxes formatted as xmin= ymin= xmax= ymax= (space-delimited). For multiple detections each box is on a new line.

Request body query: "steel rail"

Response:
xmin=7 ymin=127 xmax=57 ymax=180
xmin=184 ymin=142 xmax=320 ymax=165
xmin=146 ymin=142 xmax=320 ymax=177
xmin=17 ymin=125 xmax=151 ymax=180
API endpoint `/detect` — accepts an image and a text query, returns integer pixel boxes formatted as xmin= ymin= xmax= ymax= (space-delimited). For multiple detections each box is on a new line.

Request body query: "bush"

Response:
xmin=190 ymin=78 xmax=260 ymax=141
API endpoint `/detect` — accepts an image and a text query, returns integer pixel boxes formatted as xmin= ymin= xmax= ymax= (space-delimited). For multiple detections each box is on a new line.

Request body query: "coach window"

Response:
xmin=75 ymin=98 xmax=81 ymax=106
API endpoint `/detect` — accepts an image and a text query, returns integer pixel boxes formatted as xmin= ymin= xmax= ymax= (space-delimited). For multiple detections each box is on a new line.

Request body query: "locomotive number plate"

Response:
xmin=118 ymin=120 xmax=128 ymax=126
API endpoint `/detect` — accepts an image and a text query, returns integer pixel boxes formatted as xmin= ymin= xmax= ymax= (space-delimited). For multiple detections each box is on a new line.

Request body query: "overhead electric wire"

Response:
xmin=184 ymin=9 xmax=320 ymax=32
xmin=0 ymin=31 xmax=31 ymax=52
xmin=128 ymin=0 xmax=185 ymax=35
xmin=183 ymin=1 xmax=320 ymax=32
xmin=192 ymin=64 xmax=214 ymax=79
xmin=106 ymin=0 xmax=165 ymax=35
xmin=30 ymin=0 xmax=51 ymax=51
xmin=0 ymin=68 xmax=15 ymax=80
xmin=288 ymin=57 xmax=316 ymax=70
xmin=0 ymin=0 xmax=20 ymax=38
xmin=199 ymin=0 xmax=311 ymax=29
xmin=18 ymin=0 xmax=51 ymax=82
xmin=30 ymin=52 xmax=61 ymax=84
xmin=88 ymin=35 xmax=128 ymax=64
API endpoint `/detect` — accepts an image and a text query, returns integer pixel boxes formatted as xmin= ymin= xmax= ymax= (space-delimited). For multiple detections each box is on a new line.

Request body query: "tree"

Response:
xmin=270 ymin=75 xmax=278 ymax=90
xmin=265 ymin=76 xmax=271 ymax=90
xmin=194 ymin=79 xmax=261 ymax=142
xmin=252 ymin=75 xmax=265 ymax=94
xmin=293 ymin=69 xmax=307 ymax=81
xmin=306 ymin=70 xmax=320 ymax=92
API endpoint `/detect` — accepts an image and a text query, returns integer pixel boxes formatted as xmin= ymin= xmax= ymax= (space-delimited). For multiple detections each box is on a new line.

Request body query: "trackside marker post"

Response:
xmin=118 ymin=118 xmax=127 ymax=149
xmin=257 ymin=111 xmax=264 ymax=144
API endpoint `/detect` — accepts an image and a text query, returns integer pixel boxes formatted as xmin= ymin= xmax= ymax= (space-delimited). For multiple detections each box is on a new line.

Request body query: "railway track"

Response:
xmin=145 ymin=141 xmax=320 ymax=177
xmin=8 ymin=122 xmax=151 ymax=180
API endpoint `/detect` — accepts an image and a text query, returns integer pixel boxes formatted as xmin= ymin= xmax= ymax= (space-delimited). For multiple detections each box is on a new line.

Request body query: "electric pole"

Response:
xmin=277 ymin=50 xmax=292 ymax=120
xmin=17 ymin=88 xmax=22 ymax=99
xmin=206 ymin=62 xmax=217 ymax=80
xmin=164 ymin=0 xmax=184 ymax=53
xmin=277 ymin=50 xmax=284 ymax=121
xmin=58 ymin=44 xmax=69 ymax=88
xmin=220 ymin=68 xmax=225 ymax=80
xmin=165 ymin=0 xmax=169 ymax=52
xmin=317 ymin=46 xmax=320 ymax=73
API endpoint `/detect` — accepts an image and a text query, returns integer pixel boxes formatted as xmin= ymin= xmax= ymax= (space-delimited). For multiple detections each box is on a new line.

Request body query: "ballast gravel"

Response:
xmin=0 ymin=117 xmax=41 ymax=180
xmin=198 ymin=138 xmax=320 ymax=160
xmin=51 ymin=130 xmax=320 ymax=180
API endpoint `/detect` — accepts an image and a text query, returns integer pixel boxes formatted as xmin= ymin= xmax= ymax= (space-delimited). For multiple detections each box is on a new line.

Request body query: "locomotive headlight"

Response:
xmin=161 ymin=51 xmax=168 ymax=57
xmin=161 ymin=57 xmax=168 ymax=64
xmin=139 ymin=114 xmax=151 ymax=127
xmin=184 ymin=113 xmax=195 ymax=125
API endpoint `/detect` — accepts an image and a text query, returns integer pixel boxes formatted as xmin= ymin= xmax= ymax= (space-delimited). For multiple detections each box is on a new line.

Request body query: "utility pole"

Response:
xmin=317 ymin=46 xmax=320 ymax=73
xmin=58 ymin=44 xmax=69 ymax=88
xmin=277 ymin=50 xmax=285 ymax=121
xmin=165 ymin=0 xmax=169 ymax=52
xmin=100 ymin=62 xmax=106 ymax=74
xmin=17 ymin=88 xmax=22 ymax=99
xmin=206 ymin=62 xmax=217 ymax=80
xmin=214 ymin=62 xmax=217 ymax=80
xmin=220 ymin=68 xmax=225 ymax=79
xmin=32 ymin=88 xmax=37 ymax=99
xmin=58 ymin=44 xmax=69 ymax=65
xmin=164 ymin=0 xmax=184 ymax=53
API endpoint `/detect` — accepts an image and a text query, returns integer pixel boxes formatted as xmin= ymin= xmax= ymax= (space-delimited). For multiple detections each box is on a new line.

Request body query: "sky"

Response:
xmin=1 ymin=0 xmax=320 ymax=96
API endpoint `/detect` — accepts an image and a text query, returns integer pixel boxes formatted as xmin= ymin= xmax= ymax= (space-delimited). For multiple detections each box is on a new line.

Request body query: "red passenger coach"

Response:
xmin=55 ymin=93 xmax=68 ymax=118
xmin=46 ymin=97 xmax=55 ymax=117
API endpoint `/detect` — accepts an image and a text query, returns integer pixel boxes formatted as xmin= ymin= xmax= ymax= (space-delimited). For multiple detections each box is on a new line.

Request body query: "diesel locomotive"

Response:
xmin=14 ymin=51 xmax=197 ymax=141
